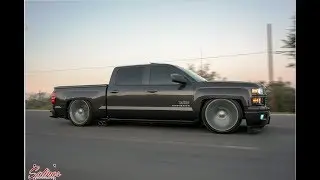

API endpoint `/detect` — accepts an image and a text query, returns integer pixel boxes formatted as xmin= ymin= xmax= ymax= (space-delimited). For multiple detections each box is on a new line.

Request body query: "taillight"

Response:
xmin=51 ymin=91 xmax=56 ymax=104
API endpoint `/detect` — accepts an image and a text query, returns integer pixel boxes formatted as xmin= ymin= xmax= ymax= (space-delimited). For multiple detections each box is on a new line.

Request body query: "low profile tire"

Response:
xmin=68 ymin=100 xmax=93 ymax=126
xmin=202 ymin=99 xmax=243 ymax=134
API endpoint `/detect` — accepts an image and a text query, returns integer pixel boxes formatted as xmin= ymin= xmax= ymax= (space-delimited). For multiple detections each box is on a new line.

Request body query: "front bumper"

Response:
xmin=244 ymin=106 xmax=270 ymax=128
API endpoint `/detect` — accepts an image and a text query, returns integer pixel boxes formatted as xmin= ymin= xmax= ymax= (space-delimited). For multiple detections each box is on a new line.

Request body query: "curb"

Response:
xmin=271 ymin=113 xmax=295 ymax=116
xmin=26 ymin=109 xmax=50 ymax=111
xmin=271 ymin=113 xmax=296 ymax=116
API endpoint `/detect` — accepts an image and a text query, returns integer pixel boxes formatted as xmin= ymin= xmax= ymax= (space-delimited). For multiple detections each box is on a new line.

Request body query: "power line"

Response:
xmin=26 ymin=51 xmax=268 ymax=74
xmin=162 ymin=51 xmax=267 ymax=62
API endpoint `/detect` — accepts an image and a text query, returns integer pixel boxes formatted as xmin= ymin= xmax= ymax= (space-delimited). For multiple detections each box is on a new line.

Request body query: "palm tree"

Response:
xmin=279 ymin=15 xmax=296 ymax=68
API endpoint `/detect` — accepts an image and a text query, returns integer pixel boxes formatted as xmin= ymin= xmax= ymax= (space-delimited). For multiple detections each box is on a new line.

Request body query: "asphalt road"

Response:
xmin=26 ymin=111 xmax=295 ymax=180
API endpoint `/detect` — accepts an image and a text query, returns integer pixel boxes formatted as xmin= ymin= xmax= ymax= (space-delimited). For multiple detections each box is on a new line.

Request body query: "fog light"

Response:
xmin=252 ymin=97 xmax=262 ymax=104
xmin=260 ymin=114 xmax=265 ymax=120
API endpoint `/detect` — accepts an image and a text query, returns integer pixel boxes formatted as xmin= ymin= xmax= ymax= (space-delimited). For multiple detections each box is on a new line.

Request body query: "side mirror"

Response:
xmin=171 ymin=74 xmax=187 ymax=84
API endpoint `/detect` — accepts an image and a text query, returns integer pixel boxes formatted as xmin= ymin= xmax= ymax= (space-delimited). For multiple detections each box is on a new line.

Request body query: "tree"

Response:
xmin=280 ymin=15 xmax=296 ymax=68
xmin=26 ymin=91 xmax=51 ymax=110
xmin=187 ymin=63 xmax=220 ymax=81
xmin=263 ymin=80 xmax=295 ymax=112
xmin=258 ymin=81 xmax=266 ymax=86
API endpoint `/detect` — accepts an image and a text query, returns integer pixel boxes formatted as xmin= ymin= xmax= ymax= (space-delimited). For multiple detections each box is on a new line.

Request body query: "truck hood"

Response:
xmin=196 ymin=81 xmax=262 ymax=89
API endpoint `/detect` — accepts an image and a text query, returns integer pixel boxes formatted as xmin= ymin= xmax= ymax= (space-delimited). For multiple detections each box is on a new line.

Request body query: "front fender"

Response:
xmin=192 ymin=87 xmax=251 ymax=115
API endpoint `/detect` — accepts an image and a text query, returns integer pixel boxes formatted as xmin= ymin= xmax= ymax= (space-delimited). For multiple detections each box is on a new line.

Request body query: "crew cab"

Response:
xmin=50 ymin=63 xmax=270 ymax=134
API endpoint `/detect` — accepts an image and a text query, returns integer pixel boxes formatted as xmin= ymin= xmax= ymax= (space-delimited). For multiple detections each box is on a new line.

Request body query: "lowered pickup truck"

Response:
xmin=50 ymin=63 xmax=270 ymax=134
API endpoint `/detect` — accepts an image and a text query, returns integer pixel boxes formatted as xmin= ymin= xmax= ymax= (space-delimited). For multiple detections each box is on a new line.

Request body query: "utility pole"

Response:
xmin=267 ymin=24 xmax=276 ymax=111
xmin=200 ymin=48 xmax=203 ymax=72
xmin=267 ymin=24 xmax=274 ymax=82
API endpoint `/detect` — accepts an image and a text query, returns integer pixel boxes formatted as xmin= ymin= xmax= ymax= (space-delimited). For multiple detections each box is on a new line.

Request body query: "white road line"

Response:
xmin=222 ymin=145 xmax=258 ymax=150
xmin=26 ymin=132 xmax=259 ymax=151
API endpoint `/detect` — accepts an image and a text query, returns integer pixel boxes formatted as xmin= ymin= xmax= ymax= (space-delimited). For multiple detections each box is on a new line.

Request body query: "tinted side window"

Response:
xmin=150 ymin=66 xmax=177 ymax=85
xmin=115 ymin=67 xmax=144 ymax=85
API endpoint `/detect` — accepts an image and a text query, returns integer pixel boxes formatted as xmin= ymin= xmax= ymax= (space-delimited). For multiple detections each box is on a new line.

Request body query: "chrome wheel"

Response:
xmin=204 ymin=99 xmax=239 ymax=132
xmin=69 ymin=100 xmax=90 ymax=125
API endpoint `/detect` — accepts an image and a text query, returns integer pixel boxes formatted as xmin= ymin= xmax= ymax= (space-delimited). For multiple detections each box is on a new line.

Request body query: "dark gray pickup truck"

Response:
xmin=50 ymin=63 xmax=270 ymax=134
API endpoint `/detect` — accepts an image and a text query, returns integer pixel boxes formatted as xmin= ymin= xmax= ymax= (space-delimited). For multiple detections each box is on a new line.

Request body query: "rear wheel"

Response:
xmin=202 ymin=99 xmax=242 ymax=134
xmin=68 ymin=100 xmax=93 ymax=126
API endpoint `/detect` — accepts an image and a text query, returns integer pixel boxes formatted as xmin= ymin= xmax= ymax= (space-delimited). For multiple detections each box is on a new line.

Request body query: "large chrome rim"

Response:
xmin=205 ymin=99 xmax=239 ymax=132
xmin=69 ymin=100 xmax=90 ymax=125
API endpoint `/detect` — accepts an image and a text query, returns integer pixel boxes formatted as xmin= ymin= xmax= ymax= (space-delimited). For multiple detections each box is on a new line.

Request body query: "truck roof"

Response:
xmin=116 ymin=63 xmax=173 ymax=68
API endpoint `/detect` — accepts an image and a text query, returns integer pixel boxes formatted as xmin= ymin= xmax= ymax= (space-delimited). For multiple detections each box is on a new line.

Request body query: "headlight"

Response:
xmin=251 ymin=88 xmax=264 ymax=95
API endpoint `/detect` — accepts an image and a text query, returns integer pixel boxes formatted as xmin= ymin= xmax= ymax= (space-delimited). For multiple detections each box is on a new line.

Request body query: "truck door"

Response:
xmin=107 ymin=65 xmax=150 ymax=119
xmin=143 ymin=65 xmax=196 ymax=121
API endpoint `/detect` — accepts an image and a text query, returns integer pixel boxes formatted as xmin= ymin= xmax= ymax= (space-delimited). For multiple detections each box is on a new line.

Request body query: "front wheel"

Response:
xmin=202 ymin=99 xmax=243 ymax=134
xmin=68 ymin=100 xmax=93 ymax=126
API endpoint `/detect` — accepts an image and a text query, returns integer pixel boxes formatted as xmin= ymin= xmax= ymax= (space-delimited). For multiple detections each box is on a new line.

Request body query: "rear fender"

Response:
xmin=55 ymin=90 xmax=106 ymax=119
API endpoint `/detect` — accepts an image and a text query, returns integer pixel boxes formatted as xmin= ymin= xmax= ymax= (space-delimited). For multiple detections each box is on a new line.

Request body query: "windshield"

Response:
xmin=177 ymin=66 xmax=208 ymax=82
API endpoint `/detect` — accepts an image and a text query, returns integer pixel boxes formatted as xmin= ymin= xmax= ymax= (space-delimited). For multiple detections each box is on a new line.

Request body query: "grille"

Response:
xmin=262 ymin=97 xmax=267 ymax=106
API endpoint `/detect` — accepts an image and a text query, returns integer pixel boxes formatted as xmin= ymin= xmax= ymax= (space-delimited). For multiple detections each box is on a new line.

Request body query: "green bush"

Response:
xmin=26 ymin=92 xmax=52 ymax=110
xmin=265 ymin=81 xmax=295 ymax=113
